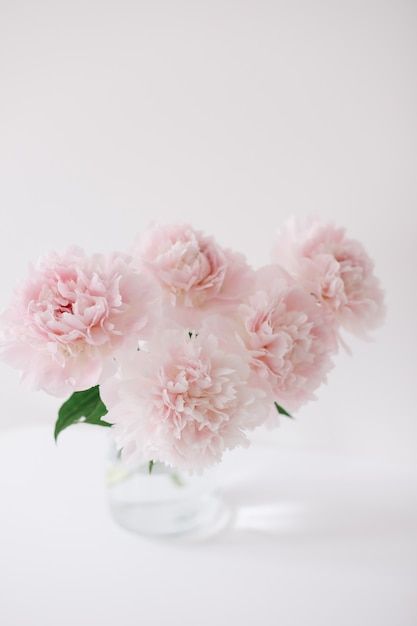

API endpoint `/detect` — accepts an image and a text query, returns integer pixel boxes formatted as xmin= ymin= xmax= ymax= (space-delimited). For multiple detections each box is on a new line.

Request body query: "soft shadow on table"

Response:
xmin=180 ymin=476 xmax=417 ymax=551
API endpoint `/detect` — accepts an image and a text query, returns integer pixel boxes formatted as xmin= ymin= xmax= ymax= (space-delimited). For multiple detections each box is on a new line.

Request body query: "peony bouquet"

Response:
xmin=0 ymin=219 xmax=385 ymax=474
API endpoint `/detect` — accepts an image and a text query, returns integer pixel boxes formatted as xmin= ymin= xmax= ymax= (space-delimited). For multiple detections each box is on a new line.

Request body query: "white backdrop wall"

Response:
xmin=0 ymin=0 xmax=415 ymax=460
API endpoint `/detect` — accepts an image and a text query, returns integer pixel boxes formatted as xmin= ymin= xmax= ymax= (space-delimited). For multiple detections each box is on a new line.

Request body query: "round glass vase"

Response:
xmin=105 ymin=447 xmax=227 ymax=539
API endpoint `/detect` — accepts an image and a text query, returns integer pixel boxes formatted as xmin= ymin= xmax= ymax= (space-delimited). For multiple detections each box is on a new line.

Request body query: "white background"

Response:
xmin=0 ymin=0 xmax=415 ymax=460
xmin=0 ymin=3 xmax=416 ymax=625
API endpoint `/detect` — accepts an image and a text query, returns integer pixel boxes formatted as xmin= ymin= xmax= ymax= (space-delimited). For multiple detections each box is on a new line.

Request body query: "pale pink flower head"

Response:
xmin=100 ymin=328 xmax=269 ymax=473
xmin=0 ymin=247 xmax=161 ymax=396
xmin=271 ymin=217 xmax=386 ymax=343
xmin=130 ymin=222 xmax=255 ymax=327
xmin=235 ymin=265 xmax=336 ymax=414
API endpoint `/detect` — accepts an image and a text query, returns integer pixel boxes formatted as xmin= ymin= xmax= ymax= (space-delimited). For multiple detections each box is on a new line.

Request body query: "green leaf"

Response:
xmin=54 ymin=386 xmax=111 ymax=441
xmin=274 ymin=401 xmax=293 ymax=419
xmin=148 ymin=460 xmax=154 ymax=474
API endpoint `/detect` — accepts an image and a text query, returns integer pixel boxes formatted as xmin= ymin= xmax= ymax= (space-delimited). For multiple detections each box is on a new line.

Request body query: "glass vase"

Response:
xmin=105 ymin=447 xmax=228 ymax=539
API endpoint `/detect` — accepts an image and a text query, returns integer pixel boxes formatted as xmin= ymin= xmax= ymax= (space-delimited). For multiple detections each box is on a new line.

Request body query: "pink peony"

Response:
xmin=100 ymin=328 xmax=269 ymax=473
xmin=0 ymin=247 xmax=161 ymax=396
xmin=271 ymin=217 xmax=386 ymax=343
xmin=235 ymin=265 xmax=336 ymax=414
xmin=130 ymin=222 xmax=255 ymax=327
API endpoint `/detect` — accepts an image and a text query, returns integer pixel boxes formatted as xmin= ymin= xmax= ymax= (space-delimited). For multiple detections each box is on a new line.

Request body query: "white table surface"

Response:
xmin=0 ymin=424 xmax=416 ymax=626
